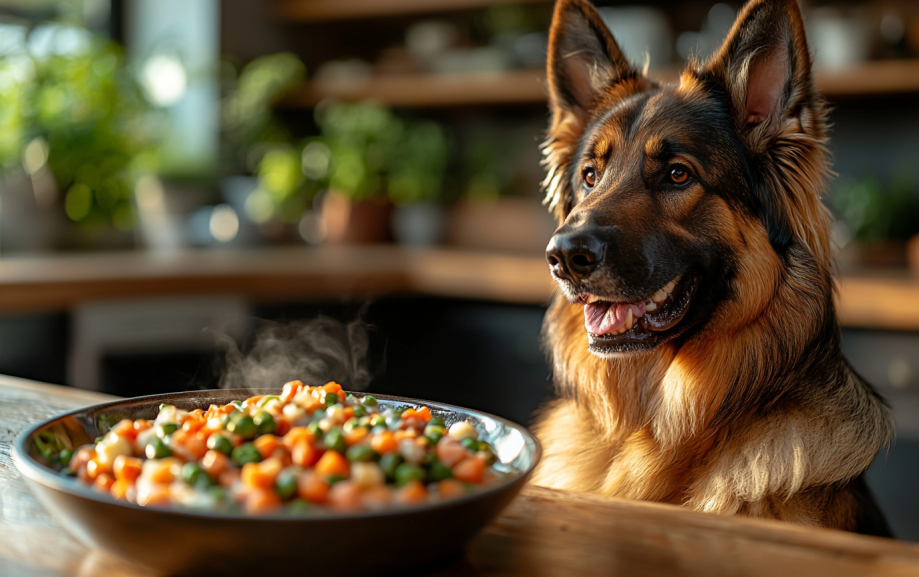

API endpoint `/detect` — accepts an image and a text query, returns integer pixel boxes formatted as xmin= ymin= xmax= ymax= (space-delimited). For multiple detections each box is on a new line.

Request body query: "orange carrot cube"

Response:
xmin=452 ymin=456 xmax=486 ymax=483
xmin=254 ymin=434 xmax=281 ymax=459
xmin=395 ymin=480 xmax=428 ymax=505
xmin=113 ymin=455 xmax=142 ymax=482
xmin=297 ymin=470 xmax=330 ymax=503
xmin=315 ymin=450 xmax=349 ymax=479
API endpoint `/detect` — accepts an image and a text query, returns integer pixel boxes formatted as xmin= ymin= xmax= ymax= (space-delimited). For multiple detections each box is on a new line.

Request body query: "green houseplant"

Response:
xmin=0 ymin=23 xmax=156 ymax=249
xmin=304 ymin=101 xmax=450 ymax=244
xmin=832 ymin=172 xmax=919 ymax=268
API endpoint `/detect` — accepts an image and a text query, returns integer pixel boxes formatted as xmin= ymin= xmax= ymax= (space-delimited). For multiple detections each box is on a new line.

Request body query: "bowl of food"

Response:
xmin=13 ymin=381 xmax=540 ymax=575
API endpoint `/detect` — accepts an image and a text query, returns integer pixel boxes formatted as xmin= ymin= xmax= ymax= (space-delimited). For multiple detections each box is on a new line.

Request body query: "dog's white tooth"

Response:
xmin=625 ymin=309 xmax=633 ymax=330
xmin=646 ymin=301 xmax=657 ymax=312
xmin=586 ymin=295 xmax=600 ymax=304
xmin=652 ymin=290 xmax=667 ymax=303
xmin=664 ymin=281 xmax=676 ymax=294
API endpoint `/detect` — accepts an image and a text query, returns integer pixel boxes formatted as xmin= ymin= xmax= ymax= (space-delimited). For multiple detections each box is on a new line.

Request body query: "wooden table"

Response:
xmin=0 ymin=246 xmax=919 ymax=330
xmin=5 ymin=377 xmax=919 ymax=576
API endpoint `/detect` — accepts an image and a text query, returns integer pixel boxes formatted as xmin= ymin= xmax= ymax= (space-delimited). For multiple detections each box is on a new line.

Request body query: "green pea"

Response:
xmin=58 ymin=449 xmax=73 ymax=468
xmin=221 ymin=409 xmax=242 ymax=428
xmin=206 ymin=434 xmax=233 ymax=456
xmin=461 ymin=437 xmax=480 ymax=451
xmin=208 ymin=486 xmax=228 ymax=504
xmin=286 ymin=499 xmax=311 ymax=515
xmin=345 ymin=445 xmax=379 ymax=462
xmin=257 ymin=395 xmax=280 ymax=407
xmin=231 ymin=443 xmax=261 ymax=466
xmin=146 ymin=437 xmax=172 ymax=459
xmin=323 ymin=427 xmax=347 ymax=453
xmin=307 ymin=421 xmax=323 ymax=441
xmin=253 ymin=411 xmax=276 ymax=435
xmin=424 ymin=425 xmax=446 ymax=443
xmin=158 ymin=403 xmax=174 ymax=411
xmin=230 ymin=400 xmax=242 ymax=408
xmin=94 ymin=436 xmax=104 ymax=444
xmin=326 ymin=474 xmax=346 ymax=485
xmin=379 ymin=453 xmax=404 ymax=480
xmin=427 ymin=460 xmax=453 ymax=482
xmin=227 ymin=415 xmax=258 ymax=439
xmin=324 ymin=394 xmax=339 ymax=408
xmin=156 ymin=423 xmax=179 ymax=438
xmin=275 ymin=469 xmax=299 ymax=500
xmin=182 ymin=462 xmax=209 ymax=486
xmin=368 ymin=415 xmax=385 ymax=427
xmin=428 ymin=416 xmax=445 ymax=428
xmin=342 ymin=419 xmax=359 ymax=433
xmin=352 ymin=405 xmax=367 ymax=418
xmin=361 ymin=395 xmax=378 ymax=408
xmin=394 ymin=463 xmax=426 ymax=487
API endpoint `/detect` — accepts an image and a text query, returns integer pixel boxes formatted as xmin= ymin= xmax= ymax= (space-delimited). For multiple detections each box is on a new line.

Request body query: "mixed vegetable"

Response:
xmin=51 ymin=382 xmax=503 ymax=514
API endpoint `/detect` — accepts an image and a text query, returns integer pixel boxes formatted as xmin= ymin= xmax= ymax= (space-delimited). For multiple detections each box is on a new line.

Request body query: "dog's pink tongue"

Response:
xmin=584 ymin=301 xmax=645 ymax=335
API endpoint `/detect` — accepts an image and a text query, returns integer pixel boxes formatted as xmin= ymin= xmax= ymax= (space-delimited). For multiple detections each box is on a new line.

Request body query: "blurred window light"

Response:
xmin=209 ymin=204 xmax=239 ymax=243
xmin=128 ymin=0 xmax=219 ymax=173
xmin=0 ymin=53 xmax=35 ymax=90
xmin=28 ymin=24 xmax=92 ymax=58
xmin=22 ymin=137 xmax=49 ymax=176
xmin=0 ymin=24 xmax=27 ymax=55
xmin=141 ymin=54 xmax=188 ymax=107
xmin=301 ymin=141 xmax=331 ymax=180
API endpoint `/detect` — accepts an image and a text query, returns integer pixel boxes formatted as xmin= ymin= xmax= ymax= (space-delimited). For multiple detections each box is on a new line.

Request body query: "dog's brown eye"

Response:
xmin=583 ymin=168 xmax=596 ymax=188
xmin=669 ymin=166 xmax=689 ymax=184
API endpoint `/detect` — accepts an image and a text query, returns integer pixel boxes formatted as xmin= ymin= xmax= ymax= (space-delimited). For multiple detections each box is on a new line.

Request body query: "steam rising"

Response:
xmin=216 ymin=317 xmax=376 ymax=391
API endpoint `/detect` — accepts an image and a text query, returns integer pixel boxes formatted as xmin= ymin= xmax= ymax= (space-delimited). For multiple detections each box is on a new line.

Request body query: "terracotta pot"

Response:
xmin=321 ymin=192 xmax=392 ymax=244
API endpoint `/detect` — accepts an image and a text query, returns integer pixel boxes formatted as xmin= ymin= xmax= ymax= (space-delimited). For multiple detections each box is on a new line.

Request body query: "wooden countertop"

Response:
xmin=5 ymin=376 xmax=919 ymax=576
xmin=0 ymin=246 xmax=916 ymax=331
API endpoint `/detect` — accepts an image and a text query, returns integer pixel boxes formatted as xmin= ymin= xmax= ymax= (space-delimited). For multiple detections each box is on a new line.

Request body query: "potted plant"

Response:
xmin=832 ymin=171 xmax=919 ymax=269
xmin=309 ymin=101 xmax=402 ymax=244
xmin=0 ymin=23 xmax=156 ymax=251
xmin=388 ymin=120 xmax=450 ymax=246
xmin=219 ymin=52 xmax=305 ymax=242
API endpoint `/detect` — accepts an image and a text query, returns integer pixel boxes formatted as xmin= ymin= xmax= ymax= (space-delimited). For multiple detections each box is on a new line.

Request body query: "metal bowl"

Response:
xmin=13 ymin=389 xmax=540 ymax=576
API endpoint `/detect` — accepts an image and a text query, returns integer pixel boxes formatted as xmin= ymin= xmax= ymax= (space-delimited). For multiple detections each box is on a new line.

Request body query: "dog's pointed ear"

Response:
xmin=547 ymin=0 xmax=638 ymax=119
xmin=543 ymin=0 xmax=647 ymax=222
xmin=700 ymin=0 xmax=813 ymax=145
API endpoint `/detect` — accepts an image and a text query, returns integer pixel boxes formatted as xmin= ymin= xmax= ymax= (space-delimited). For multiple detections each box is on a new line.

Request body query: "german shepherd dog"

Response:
xmin=533 ymin=0 xmax=893 ymax=535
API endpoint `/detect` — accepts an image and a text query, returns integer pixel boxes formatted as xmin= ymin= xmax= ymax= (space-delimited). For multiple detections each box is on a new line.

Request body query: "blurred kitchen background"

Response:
xmin=0 ymin=0 xmax=918 ymax=538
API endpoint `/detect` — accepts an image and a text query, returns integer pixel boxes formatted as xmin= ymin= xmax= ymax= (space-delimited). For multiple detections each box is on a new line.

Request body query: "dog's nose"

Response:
xmin=546 ymin=231 xmax=605 ymax=279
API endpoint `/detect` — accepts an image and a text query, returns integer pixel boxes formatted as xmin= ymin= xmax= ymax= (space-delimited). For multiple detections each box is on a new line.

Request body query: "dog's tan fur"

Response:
xmin=533 ymin=0 xmax=892 ymax=532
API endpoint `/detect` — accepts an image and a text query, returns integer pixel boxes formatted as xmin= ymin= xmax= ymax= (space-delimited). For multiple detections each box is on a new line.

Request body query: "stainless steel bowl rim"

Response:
xmin=14 ymin=389 xmax=541 ymax=522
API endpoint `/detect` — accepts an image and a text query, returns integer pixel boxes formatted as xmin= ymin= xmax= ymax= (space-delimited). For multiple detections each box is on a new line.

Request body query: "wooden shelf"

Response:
xmin=274 ymin=0 xmax=549 ymax=22
xmin=0 ymin=246 xmax=917 ymax=331
xmin=815 ymin=59 xmax=919 ymax=97
xmin=282 ymin=60 xmax=919 ymax=108
xmin=282 ymin=70 xmax=552 ymax=108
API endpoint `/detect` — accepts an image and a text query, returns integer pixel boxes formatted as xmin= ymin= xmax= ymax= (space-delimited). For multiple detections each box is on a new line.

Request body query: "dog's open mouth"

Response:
xmin=580 ymin=274 xmax=700 ymax=353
